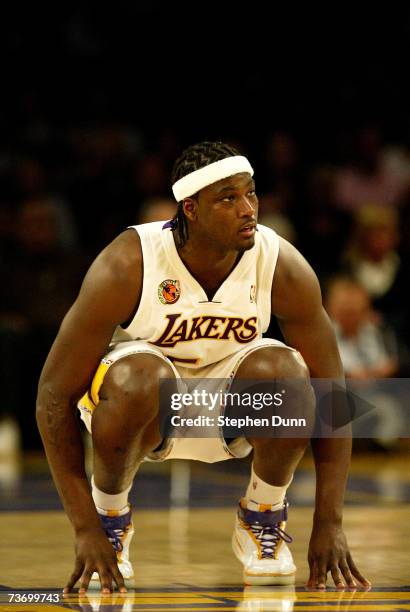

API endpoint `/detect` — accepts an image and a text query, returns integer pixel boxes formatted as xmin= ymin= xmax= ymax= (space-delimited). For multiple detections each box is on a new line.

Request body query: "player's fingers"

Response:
xmin=78 ymin=568 xmax=94 ymax=594
xmin=63 ymin=565 xmax=83 ymax=594
xmin=316 ymin=560 xmax=327 ymax=589
xmin=98 ymin=569 xmax=114 ymax=594
xmin=306 ymin=558 xmax=317 ymax=587
xmin=111 ymin=564 xmax=127 ymax=593
xmin=339 ymin=560 xmax=357 ymax=588
xmin=347 ymin=553 xmax=372 ymax=587
xmin=330 ymin=565 xmax=346 ymax=589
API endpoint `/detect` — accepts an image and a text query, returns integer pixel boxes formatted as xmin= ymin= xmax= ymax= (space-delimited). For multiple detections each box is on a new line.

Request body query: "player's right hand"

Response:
xmin=63 ymin=527 xmax=127 ymax=594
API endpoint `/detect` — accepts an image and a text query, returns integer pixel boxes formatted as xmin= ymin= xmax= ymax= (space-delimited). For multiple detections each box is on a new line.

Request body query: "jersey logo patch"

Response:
xmin=158 ymin=279 xmax=181 ymax=304
xmin=250 ymin=284 xmax=256 ymax=303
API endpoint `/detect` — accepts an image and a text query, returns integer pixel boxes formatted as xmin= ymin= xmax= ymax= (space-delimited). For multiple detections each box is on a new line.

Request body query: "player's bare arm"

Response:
xmin=272 ymin=237 xmax=370 ymax=589
xmin=36 ymin=229 xmax=142 ymax=594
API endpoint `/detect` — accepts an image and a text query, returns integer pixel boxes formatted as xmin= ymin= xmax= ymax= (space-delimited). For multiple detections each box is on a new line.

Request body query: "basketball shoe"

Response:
xmin=90 ymin=506 xmax=135 ymax=589
xmin=232 ymin=499 xmax=296 ymax=586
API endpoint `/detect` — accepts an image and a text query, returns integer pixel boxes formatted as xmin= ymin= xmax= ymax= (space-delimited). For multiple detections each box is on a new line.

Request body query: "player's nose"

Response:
xmin=237 ymin=195 xmax=256 ymax=217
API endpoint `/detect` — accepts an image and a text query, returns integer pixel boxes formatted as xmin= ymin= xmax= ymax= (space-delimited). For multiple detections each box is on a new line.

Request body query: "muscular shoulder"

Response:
xmin=272 ymin=237 xmax=322 ymax=320
xmin=77 ymin=228 xmax=142 ymax=326
xmin=95 ymin=229 xmax=142 ymax=282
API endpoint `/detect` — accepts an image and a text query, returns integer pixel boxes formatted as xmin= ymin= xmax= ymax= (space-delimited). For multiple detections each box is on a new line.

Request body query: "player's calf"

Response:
xmin=92 ymin=353 xmax=176 ymax=492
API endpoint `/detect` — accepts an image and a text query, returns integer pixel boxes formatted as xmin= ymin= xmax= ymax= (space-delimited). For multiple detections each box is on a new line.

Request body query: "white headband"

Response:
xmin=172 ymin=155 xmax=254 ymax=201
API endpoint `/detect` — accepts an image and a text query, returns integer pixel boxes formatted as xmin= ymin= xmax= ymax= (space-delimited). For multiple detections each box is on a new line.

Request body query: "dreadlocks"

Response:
xmin=171 ymin=141 xmax=240 ymax=247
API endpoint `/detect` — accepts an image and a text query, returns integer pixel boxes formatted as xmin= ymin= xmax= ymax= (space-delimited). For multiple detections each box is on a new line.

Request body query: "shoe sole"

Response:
xmin=232 ymin=533 xmax=296 ymax=586
xmin=244 ymin=571 xmax=296 ymax=586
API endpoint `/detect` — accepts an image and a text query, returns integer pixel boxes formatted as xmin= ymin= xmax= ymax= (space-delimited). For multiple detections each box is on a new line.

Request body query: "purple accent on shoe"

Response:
xmin=238 ymin=500 xmax=292 ymax=558
xmin=99 ymin=510 xmax=132 ymax=553
xmin=238 ymin=500 xmax=288 ymax=527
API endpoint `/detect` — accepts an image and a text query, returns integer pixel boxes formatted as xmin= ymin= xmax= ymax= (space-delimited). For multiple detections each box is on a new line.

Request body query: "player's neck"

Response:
xmin=175 ymin=234 xmax=242 ymax=296
xmin=177 ymin=235 xmax=240 ymax=274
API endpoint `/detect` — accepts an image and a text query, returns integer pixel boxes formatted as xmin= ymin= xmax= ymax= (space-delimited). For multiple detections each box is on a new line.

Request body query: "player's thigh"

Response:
xmin=78 ymin=341 xmax=180 ymax=433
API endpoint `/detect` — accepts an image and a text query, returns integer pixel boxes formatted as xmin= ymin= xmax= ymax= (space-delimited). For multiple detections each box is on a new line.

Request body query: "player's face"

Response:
xmin=193 ymin=173 xmax=258 ymax=251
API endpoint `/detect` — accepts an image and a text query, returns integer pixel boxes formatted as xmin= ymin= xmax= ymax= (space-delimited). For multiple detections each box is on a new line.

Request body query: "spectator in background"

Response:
xmin=325 ymin=277 xmax=398 ymax=379
xmin=257 ymin=193 xmax=297 ymax=244
xmin=342 ymin=205 xmax=399 ymax=299
xmin=8 ymin=198 xmax=84 ymax=328
xmin=341 ymin=205 xmax=409 ymax=345
xmin=7 ymin=155 xmax=79 ymax=252
xmin=334 ymin=125 xmax=410 ymax=213
xmin=325 ymin=276 xmax=403 ymax=450
xmin=0 ymin=197 xmax=87 ymax=450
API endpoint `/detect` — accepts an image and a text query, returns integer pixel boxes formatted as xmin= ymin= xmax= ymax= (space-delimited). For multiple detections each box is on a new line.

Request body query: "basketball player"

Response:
xmin=36 ymin=142 xmax=370 ymax=593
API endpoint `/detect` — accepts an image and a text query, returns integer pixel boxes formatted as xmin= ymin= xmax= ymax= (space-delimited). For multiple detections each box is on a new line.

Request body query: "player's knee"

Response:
xmin=237 ymin=347 xmax=309 ymax=380
xmin=98 ymin=353 xmax=175 ymax=417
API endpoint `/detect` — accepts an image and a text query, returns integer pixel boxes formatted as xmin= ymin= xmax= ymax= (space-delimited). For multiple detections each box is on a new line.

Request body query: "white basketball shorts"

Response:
xmin=77 ymin=338 xmax=298 ymax=463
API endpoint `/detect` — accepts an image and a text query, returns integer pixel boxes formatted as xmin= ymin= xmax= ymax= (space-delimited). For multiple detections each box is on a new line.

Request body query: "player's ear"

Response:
xmin=182 ymin=198 xmax=198 ymax=221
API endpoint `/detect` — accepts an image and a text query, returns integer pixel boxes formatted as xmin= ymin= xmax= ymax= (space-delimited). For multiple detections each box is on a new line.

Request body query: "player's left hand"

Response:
xmin=307 ymin=521 xmax=371 ymax=589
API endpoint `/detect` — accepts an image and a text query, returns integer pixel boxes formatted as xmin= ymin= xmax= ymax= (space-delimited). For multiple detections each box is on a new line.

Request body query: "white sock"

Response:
xmin=245 ymin=464 xmax=293 ymax=511
xmin=91 ymin=475 xmax=132 ymax=515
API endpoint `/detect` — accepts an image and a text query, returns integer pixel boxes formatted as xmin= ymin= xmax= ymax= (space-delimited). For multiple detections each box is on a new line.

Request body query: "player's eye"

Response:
xmin=221 ymin=195 xmax=236 ymax=202
xmin=248 ymin=190 xmax=256 ymax=197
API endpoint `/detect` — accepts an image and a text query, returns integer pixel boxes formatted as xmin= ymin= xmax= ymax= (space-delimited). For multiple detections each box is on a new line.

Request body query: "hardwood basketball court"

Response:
xmin=0 ymin=452 xmax=409 ymax=610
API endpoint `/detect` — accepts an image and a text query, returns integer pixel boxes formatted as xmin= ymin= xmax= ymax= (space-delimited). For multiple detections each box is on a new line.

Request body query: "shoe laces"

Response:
xmin=238 ymin=500 xmax=292 ymax=559
xmin=100 ymin=511 xmax=132 ymax=553
xmin=105 ymin=527 xmax=125 ymax=552
xmin=249 ymin=521 xmax=292 ymax=558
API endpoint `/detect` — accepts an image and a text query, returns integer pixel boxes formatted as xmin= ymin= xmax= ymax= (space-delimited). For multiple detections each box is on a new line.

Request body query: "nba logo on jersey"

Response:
xmin=158 ymin=279 xmax=181 ymax=304
xmin=250 ymin=284 xmax=256 ymax=303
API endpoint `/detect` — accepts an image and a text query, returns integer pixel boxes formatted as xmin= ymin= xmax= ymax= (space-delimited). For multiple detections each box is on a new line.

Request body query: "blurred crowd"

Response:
xmin=0 ymin=122 xmax=409 ymax=452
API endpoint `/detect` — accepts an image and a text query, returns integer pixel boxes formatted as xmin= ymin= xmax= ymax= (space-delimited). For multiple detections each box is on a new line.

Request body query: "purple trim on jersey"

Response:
xmin=162 ymin=219 xmax=174 ymax=229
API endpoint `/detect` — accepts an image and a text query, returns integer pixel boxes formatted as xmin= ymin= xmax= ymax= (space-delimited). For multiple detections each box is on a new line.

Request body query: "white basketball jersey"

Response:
xmin=111 ymin=222 xmax=280 ymax=369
